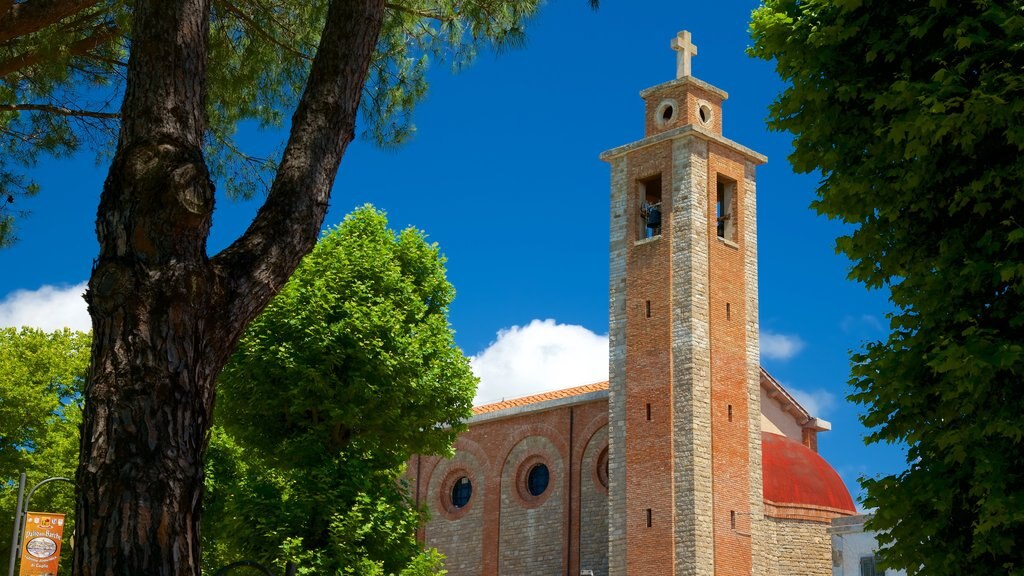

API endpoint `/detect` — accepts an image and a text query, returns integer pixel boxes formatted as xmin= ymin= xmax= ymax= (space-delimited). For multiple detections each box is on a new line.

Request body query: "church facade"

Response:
xmin=407 ymin=32 xmax=856 ymax=575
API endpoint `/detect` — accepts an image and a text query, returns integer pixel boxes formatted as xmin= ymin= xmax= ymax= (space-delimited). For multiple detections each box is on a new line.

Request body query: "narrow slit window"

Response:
xmin=726 ymin=302 xmax=731 ymax=320
xmin=730 ymin=510 xmax=736 ymax=529
xmin=646 ymin=300 xmax=652 ymax=318
xmin=646 ymin=403 xmax=652 ymax=421
xmin=646 ymin=509 xmax=653 ymax=528
xmin=638 ymin=174 xmax=663 ymax=239
xmin=716 ymin=176 xmax=738 ymax=242
xmin=728 ymin=404 xmax=733 ymax=422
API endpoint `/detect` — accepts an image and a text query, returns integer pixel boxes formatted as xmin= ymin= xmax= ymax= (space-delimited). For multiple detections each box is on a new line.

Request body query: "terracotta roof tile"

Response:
xmin=472 ymin=381 xmax=609 ymax=415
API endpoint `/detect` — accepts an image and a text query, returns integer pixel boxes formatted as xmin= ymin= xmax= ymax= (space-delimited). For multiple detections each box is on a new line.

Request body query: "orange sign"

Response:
xmin=19 ymin=512 xmax=65 ymax=576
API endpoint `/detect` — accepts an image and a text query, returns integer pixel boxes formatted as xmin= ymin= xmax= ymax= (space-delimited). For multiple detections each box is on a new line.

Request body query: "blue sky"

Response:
xmin=0 ymin=0 xmax=904 ymax=505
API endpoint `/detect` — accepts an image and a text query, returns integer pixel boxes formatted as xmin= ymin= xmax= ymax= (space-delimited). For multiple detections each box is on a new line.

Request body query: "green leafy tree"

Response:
xmin=0 ymin=327 xmax=90 ymax=574
xmin=750 ymin=1 xmax=1024 ymax=574
xmin=205 ymin=206 xmax=473 ymax=574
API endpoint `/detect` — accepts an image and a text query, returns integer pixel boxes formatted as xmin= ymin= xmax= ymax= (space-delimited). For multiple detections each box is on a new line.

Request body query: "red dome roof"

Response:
xmin=762 ymin=432 xmax=856 ymax=514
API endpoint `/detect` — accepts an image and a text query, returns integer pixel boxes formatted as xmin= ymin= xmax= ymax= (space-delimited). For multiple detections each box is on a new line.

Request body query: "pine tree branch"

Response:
xmin=218 ymin=0 xmax=312 ymax=61
xmin=0 ymin=22 xmax=117 ymax=78
xmin=0 ymin=103 xmax=119 ymax=119
xmin=0 ymin=0 xmax=100 ymax=44
xmin=384 ymin=2 xmax=451 ymax=22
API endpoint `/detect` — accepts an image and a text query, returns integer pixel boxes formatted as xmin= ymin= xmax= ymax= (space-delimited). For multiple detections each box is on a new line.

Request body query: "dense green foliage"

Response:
xmin=0 ymin=0 xmax=544 ymax=246
xmin=205 ymin=206 xmax=476 ymax=574
xmin=750 ymin=1 xmax=1024 ymax=573
xmin=0 ymin=327 xmax=90 ymax=574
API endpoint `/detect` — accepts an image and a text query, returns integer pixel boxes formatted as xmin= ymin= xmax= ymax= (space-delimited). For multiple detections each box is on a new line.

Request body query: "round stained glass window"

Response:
xmin=527 ymin=463 xmax=550 ymax=497
xmin=451 ymin=476 xmax=472 ymax=509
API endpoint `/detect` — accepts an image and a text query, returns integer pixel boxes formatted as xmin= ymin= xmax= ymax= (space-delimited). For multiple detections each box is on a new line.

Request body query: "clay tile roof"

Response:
xmin=472 ymin=381 xmax=609 ymax=415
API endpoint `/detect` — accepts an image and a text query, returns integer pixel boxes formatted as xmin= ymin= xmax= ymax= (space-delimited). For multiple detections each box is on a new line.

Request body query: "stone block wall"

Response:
xmin=606 ymin=154 xmax=628 ymax=576
xmin=422 ymin=448 xmax=486 ymax=576
xmin=579 ymin=425 xmax=609 ymax=576
xmin=764 ymin=517 xmax=833 ymax=576
xmin=498 ymin=435 xmax=564 ymax=575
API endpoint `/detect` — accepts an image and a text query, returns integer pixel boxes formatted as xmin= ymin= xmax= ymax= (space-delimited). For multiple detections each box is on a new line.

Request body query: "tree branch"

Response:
xmin=384 ymin=2 xmax=451 ymax=22
xmin=218 ymin=0 xmax=312 ymax=61
xmin=0 ymin=21 xmax=117 ymax=78
xmin=0 ymin=0 xmax=100 ymax=45
xmin=211 ymin=0 xmax=387 ymax=337
xmin=0 ymin=103 xmax=120 ymax=119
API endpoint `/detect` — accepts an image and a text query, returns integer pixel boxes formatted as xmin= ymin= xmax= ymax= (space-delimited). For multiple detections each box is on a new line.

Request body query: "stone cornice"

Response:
xmin=639 ymin=76 xmax=729 ymax=100
xmin=599 ymin=123 xmax=767 ymax=165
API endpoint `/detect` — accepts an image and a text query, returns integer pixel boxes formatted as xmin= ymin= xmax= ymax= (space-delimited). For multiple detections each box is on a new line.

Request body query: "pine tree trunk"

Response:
xmin=73 ymin=0 xmax=385 ymax=573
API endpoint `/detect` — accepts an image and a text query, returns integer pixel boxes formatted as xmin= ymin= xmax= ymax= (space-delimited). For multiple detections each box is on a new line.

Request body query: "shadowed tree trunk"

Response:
xmin=73 ymin=0 xmax=385 ymax=573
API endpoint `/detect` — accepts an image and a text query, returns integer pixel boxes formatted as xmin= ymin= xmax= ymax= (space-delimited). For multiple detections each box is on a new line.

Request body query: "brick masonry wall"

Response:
xmin=623 ymin=138 xmax=677 ymax=575
xmin=643 ymin=78 xmax=726 ymax=138
xmin=706 ymin=139 xmax=753 ymax=575
xmin=579 ymin=425 xmax=609 ymax=576
xmin=415 ymin=398 xmax=608 ymax=575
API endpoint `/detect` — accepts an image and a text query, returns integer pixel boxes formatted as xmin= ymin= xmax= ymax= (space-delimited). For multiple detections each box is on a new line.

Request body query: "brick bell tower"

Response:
xmin=600 ymin=31 xmax=768 ymax=575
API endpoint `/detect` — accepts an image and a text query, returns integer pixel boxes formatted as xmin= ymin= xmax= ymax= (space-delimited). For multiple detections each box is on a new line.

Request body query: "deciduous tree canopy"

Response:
xmin=750 ymin=1 xmax=1024 ymax=573
xmin=205 ymin=206 xmax=475 ymax=573
xmin=0 ymin=327 xmax=89 ymax=575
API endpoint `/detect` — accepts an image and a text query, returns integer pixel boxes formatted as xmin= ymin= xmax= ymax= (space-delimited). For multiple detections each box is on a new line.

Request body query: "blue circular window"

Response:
xmin=451 ymin=477 xmax=472 ymax=508
xmin=527 ymin=464 xmax=550 ymax=497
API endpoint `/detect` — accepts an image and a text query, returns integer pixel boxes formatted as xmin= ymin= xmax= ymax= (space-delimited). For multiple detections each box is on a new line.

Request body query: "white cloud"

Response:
xmin=760 ymin=330 xmax=805 ymax=361
xmin=0 ymin=282 xmax=90 ymax=332
xmin=788 ymin=385 xmax=837 ymax=418
xmin=470 ymin=319 xmax=608 ymax=406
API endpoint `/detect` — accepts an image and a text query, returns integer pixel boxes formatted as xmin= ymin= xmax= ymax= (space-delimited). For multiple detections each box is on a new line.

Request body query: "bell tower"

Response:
xmin=601 ymin=31 xmax=767 ymax=575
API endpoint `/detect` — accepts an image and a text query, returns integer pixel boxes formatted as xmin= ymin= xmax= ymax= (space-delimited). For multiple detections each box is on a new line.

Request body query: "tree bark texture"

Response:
xmin=73 ymin=0 xmax=385 ymax=573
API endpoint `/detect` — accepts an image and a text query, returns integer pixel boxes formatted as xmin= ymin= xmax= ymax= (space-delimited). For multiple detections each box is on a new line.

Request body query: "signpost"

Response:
xmin=6 ymin=475 xmax=73 ymax=576
xmin=18 ymin=513 xmax=64 ymax=576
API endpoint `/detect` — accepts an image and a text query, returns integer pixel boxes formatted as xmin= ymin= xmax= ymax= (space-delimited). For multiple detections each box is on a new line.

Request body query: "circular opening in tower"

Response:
xmin=698 ymin=103 xmax=713 ymax=125
xmin=654 ymin=99 xmax=679 ymax=128
xmin=527 ymin=463 xmax=549 ymax=496
xmin=450 ymin=476 xmax=472 ymax=508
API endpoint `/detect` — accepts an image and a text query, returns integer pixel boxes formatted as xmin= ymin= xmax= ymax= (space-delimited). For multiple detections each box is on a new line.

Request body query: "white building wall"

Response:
xmin=830 ymin=515 xmax=907 ymax=576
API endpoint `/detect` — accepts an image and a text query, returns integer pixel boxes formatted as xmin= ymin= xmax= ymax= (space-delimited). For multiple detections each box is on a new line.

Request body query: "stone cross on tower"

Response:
xmin=671 ymin=30 xmax=698 ymax=78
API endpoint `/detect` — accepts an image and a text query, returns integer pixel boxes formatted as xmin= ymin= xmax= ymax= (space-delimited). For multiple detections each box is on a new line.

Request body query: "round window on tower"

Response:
xmin=697 ymin=101 xmax=714 ymax=127
xmin=654 ymin=99 xmax=679 ymax=128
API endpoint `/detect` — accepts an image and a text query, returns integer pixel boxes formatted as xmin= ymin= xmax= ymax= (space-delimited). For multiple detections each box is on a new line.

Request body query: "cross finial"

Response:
xmin=671 ymin=30 xmax=698 ymax=79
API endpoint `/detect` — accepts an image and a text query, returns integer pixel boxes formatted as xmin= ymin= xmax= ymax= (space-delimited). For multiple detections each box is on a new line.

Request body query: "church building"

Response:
xmin=407 ymin=31 xmax=856 ymax=575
